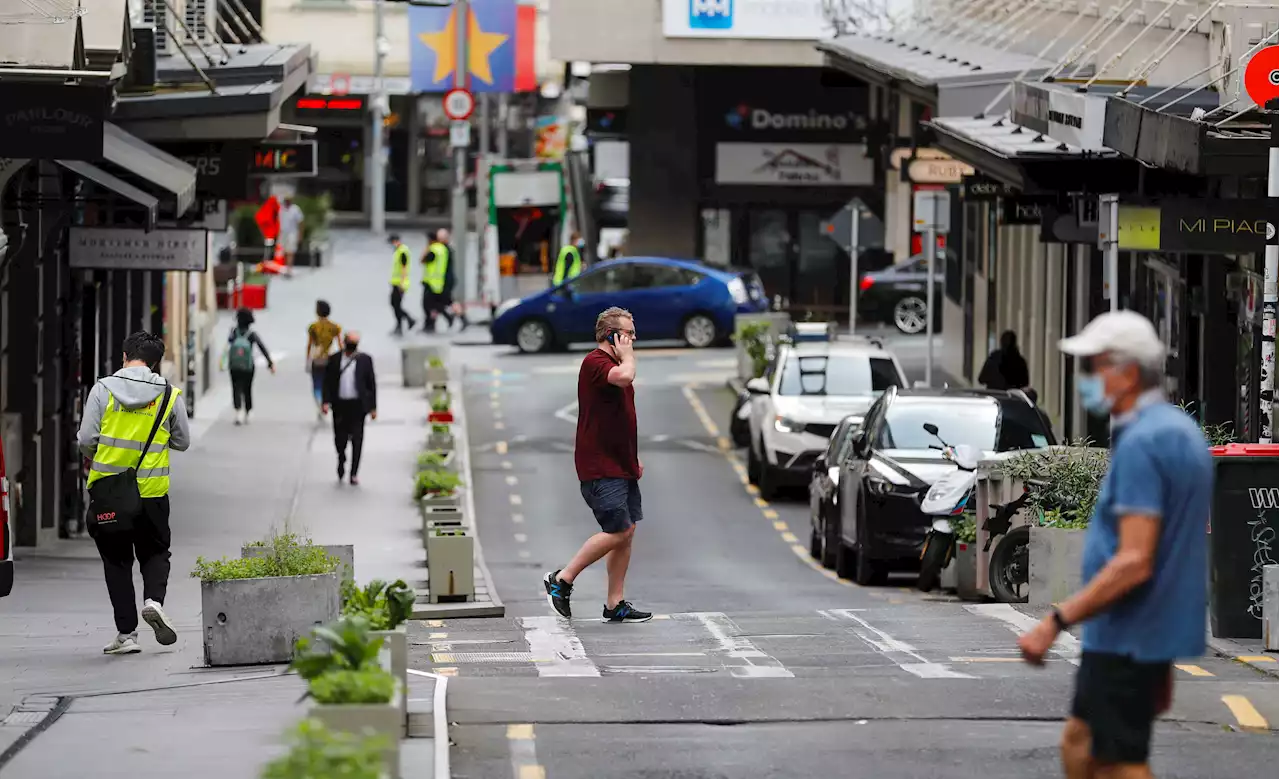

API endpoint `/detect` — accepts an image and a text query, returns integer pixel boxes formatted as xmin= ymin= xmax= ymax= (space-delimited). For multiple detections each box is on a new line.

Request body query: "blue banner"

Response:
xmin=410 ymin=0 xmax=517 ymax=94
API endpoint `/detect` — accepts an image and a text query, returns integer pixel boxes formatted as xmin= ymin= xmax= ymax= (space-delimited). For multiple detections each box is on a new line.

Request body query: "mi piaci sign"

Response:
xmin=1117 ymin=199 xmax=1278 ymax=253
xmin=0 ymin=83 xmax=106 ymax=160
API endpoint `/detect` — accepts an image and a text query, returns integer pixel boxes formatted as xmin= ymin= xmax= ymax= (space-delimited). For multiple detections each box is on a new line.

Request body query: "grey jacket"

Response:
xmin=77 ymin=366 xmax=191 ymax=460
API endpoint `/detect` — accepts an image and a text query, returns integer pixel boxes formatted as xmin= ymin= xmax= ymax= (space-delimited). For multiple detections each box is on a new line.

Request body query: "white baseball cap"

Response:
xmin=1058 ymin=310 xmax=1165 ymax=366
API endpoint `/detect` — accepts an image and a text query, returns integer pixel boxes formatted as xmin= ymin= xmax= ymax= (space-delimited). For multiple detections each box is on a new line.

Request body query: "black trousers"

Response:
xmin=333 ymin=399 xmax=367 ymax=475
xmin=94 ymin=495 xmax=171 ymax=634
xmin=230 ymin=369 xmax=254 ymax=412
xmin=390 ymin=286 xmax=414 ymax=331
xmin=422 ymin=286 xmax=455 ymax=328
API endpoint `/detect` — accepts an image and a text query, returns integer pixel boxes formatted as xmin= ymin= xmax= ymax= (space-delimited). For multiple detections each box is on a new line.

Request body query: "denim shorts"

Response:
xmin=580 ymin=478 xmax=642 ymax=534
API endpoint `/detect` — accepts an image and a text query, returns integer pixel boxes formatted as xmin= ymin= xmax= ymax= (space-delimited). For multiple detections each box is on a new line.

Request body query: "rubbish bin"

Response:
xmin=1208 ymin=443 xmax=1279 ymax=640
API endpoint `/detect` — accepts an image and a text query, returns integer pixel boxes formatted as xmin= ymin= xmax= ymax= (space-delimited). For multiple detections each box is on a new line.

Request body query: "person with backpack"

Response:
xmin=225 ymin=308 xmax=275 ymax=425
xmin=77 ymin=331 xmax=190 ymax=654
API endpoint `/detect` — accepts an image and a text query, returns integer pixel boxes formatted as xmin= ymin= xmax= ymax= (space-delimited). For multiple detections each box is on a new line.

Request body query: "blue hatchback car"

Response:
xmin=490 ymin=257 xmax=768 ymax=353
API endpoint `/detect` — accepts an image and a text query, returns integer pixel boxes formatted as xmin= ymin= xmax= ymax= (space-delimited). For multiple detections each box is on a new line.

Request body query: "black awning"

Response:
xmin=1103 ymin=97 xmax=1273 ymax=177
xmin=102 ymin=123 xmax=196 ymax=216
xmin=56 ymin=159 xmax=159 ymax=231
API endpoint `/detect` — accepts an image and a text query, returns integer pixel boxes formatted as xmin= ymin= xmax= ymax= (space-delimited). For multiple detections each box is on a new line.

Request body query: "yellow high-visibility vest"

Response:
xmin=390 ymin=245 xmax=412 ymax=290
xmin=86 ymin=387 xmax=182 ymax=498
xmin=423 ymin=242 xmax=448 ymax=294
xmin=553 ymin=245 xmax=582 ymax=285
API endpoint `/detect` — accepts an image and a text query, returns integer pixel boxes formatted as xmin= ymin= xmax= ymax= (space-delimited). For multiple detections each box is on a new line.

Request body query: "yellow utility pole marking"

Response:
xmin=780 ymin=532 xmax=798 ymax=543
xmin=1222 ymin=695 xmax=1268 ymax=730
xmin=1175 ymin=664 xmax=1213 ymax=677
xmin=507 ymin=724 xmax=535 ymax=740
xmin=773 ymin=520 xmax=789 ymax=531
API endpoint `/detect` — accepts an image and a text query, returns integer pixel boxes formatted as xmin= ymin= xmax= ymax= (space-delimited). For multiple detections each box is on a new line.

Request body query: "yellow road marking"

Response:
xmin=790 ymin=544 xmax=808 ymax=556
xmin=753 ymin=497 xmax=769 ymax=508
xmin=507 ymin=724 xmax=535 ymax=740
xmin=436 ymin=667 xmax=458 ymax=677
xmin=432 ymin=653 xmax=456 ymax=663
xmin=427 ymin=620 xmax=445 ymax=628
xmin=519 ymin=766 xmax=546 ymax=779
xmin=495 ymin=421 xmax=506 ymax=430
xmin=1222 ymin=694 xmax=1268 ymax=730
xmin=1175 ymin=664 xmax=1214 ymax=677
xmin=717 ymin=437 xmax=731 ymax=451
xmin=781 ymin=532 xmax=798 ymax=543
xmin=773 ymin=520 xmax=789 ymax=531
xmin=491 ymin=368 xmax=501 ymax=376
xmin=745 ymin=484 xmax=760 ymax=495
xmin=429 ymin=632 xmax=448 ymax=639
xmin=1237 ymin=655 xmax=1277 ymax=664
xmin=496 ymin=441 xmax=509 ymax=455
xmin=762 ymin=508 xmax=779 ymax=520
xmin=888 ymin=597 xmax=904 ymax=605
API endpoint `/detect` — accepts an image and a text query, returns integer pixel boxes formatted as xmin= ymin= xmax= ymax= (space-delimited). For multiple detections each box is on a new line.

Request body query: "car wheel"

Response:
xmin=515 ymin=319 xmax=553 ymax=353
xmin=682 ymin=313 xmax=718 ymax=349
xmin=809 ymin=525 xmax=822 ymax=560
xmin=758 ymin=456 xmax=779 ymax=500
xmin=892 ymin=296 xmax=928 ymax=335
xmin=821 ymin=507 xmax=840 ymax=569
xmin=854 ymin=544 xmax=886 ymax=586
xmin=835 ymin=536 xmax=857 ymax=579
xmin=746 ymin=439 xmax=761 ymax=485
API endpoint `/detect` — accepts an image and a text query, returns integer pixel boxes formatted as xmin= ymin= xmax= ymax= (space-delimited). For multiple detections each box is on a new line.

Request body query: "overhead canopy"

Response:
xmin=103 ymin=123 xmax=197 ymax=216
xmin=56 ymin=159 xmax=159 ymax=231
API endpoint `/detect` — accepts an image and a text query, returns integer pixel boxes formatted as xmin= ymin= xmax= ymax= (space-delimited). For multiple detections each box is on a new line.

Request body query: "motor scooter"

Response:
xmin=916 ymin=423 xmax=981 ymax=592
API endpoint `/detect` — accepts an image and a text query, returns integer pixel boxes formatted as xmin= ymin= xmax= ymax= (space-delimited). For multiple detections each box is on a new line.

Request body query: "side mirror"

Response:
xmin=745 ymin=377 xmax=769 ymax=395
xmin=922 ymin=422 xmax=939 ymax=436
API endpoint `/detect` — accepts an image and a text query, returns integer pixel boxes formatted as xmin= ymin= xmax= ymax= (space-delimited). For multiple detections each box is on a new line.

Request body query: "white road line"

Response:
xmin=964 ymin=603 xmax=1081 ymax=665
xmin=650 ymin=433 xmax=670 ymax=442
xmin=596 ymin=652 xmax=707 ymax=657
xmin=519 ymin=616 xmax=601 ymax=678
xmin=501 ymin=460 xmax=513 ymax=469
xmin=512 ymin=513 xmax=525 ymax=524
xmin=518 ymin=550 xmax=531 ymax=559
xmin=533 ymin=364 xmax=581 ymax=374
xmin=509 ymin=494 xmax=523 ymax=506
xmin=820 ymin=609 xmax=976 ymax=679
xmin=514 ymin=533 xmax=528 ymax=543
xmin=554 ymin=400 xmax=579 ymax=425
xmin=691 ymin=612 xmax=794 ymax=679
xmin=678 ymin=439 xmax=722 ymax=454
xmin=505 ymin=475 xmax=519 ymax=486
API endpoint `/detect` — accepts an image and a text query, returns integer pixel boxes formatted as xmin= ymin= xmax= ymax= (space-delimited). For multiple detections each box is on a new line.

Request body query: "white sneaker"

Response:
xmin=104 ymin=633 xmax=141 ymax=655
xmin=141 ymin=599 xmax=178 ymax=645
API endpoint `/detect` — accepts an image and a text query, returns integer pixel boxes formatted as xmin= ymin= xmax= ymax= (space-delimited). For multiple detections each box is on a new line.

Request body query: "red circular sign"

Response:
xmin=443 ymin=89 xmax=475 ymax=121
xmin=1244 ymin=45 xmax=1278 ymax=106
xmin=330 ymin=73 xmax=351 ymax=97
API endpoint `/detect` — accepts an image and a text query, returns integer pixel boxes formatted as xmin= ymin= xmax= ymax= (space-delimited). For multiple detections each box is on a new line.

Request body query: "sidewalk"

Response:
xmin=0 ymin=229 xmax=480 ymax=777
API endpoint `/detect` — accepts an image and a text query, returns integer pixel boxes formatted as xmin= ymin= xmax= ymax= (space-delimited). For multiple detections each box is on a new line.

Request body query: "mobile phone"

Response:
xmin=607 ymin=331 xmax=617 ymax=345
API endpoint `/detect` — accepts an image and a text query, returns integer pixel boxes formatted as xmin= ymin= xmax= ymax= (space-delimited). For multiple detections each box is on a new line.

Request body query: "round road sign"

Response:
xmin=443 ymin=88 xmax=475 ymax=121
xmin=1244 ymin=45 xmax=1278 ymax=107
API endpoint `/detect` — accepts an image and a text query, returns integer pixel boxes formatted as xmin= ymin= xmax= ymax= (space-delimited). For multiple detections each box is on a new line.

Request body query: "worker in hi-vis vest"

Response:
xmin=553 ymin=232 xmax=585 ymax=286
xmin=77 ymin=331 xmax=190 ymax=656
xmin=422 ymin=228 xmax=457 ymax=332
xmin=388 ymin=234 xmax=416 ymax=336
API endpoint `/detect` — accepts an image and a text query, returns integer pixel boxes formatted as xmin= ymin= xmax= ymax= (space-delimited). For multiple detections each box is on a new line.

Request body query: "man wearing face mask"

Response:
xmin=322 ymin=332 xmax=377 ymax=486
xmin=1017 ymin=311 xmax=1213 ymax=779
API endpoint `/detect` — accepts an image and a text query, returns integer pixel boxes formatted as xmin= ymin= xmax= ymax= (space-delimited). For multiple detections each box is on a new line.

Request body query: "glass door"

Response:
xmin=745 ymin=209 xmax=791 ymax=307
xmin=742 ymin=208 xmax=849 ymax=317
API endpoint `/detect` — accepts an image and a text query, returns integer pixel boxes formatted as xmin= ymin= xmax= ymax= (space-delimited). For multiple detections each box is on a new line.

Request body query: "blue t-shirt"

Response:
xmin=1080 ymin=400 xmax=1213 ymax=661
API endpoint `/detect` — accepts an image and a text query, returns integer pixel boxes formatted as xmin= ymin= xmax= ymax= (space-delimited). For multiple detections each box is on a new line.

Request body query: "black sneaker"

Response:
xmin=543 ymin=570 xmax=573 ymax=618
xmin=603 ymin=601 xmax=653 ymax=623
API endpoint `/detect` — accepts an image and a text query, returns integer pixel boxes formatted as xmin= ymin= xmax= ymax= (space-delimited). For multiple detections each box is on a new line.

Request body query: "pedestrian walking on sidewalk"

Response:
xmin=978 ymin=330 xmax=1030 ymax=391
xmin=224 ymin=308 xmax=275 ymax=425
xmin=422 ymin=229 xmax=457 ymax=333
xmin=77 ymin=331 xmax=190 ymax=655
xmin=306 ymin=299 xmax=342 ymax=411
xmin=544 ymin=307 xmax=652 ymax=623
xmin=1017 ymin=311 xmax=1212 ymax=779
xmin=278 ymin=196 xmax=304 ymax=272
xmin=388 ymin=235 xmax=417 ymax=335
xmin=321 ymin=331 xmax=377 ymax=486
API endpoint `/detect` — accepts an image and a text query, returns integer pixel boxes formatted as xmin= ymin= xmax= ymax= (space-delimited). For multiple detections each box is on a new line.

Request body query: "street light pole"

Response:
xmin=924 ymin=222 xmax=936 ymax=387
xmin=1100 ymin=193 xmax=1120 ymax=313
xmin=450 ymin=0 xmax=470 ymax=287
xmin=847 ymin=203 xmax=861 ymax=335
xmin=370 ymin=0 xmax=387 ymax=235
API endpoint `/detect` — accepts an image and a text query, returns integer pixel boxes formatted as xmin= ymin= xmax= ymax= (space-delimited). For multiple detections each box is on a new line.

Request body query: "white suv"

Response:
xmin=745 ymin=338 xmax=908 ymax=499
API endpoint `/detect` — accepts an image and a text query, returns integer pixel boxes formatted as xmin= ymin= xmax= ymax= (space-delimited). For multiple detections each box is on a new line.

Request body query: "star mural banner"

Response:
xmin=410 ymin=0 xmax=537 ymax=94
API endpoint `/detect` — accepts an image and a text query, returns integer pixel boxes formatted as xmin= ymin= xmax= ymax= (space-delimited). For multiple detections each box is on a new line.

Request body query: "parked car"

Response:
xmin=594 ymin=178 xmax=629 ymax=229
xmin=807 ymin=414 xmax=864 ymax=569
xmin=745 ymin=337 xmax=908 ymax=499
xmin=815 ymin=386 xmax=1055 ymax=585
xmin=490 ymin=257 xmax=768 ymax=353
xmin=857 ymin=250 xmax=951 ymax=335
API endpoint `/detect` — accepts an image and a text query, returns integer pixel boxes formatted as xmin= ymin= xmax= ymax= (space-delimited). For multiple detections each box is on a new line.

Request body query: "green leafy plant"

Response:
xmin=192 ymin=534 xmax=338 ymax=582
xmin=950 ymin=513 xmax=978 ymax=544
xmin=430 ymin=423 xmax=451 ymax=435
xmin=430 ymin=392 xmax=452 ymax=412
xmin=260 ymin=719 xmax=387 ymax=779
xmin=417 ymin=450 xmax=450 ymax=471
xmin=290 ymin=616 xmax=385 ymax=682
xmin=293 ymin=192 xmax=333 ymax=245
xmin=309 ymin=668 xmax=396 ymax=705
xmin=1178 ymin=401 xmax=1236 ymax=447
xmin=1000 ymin=442 xmax=1111 ymax=530
xmin=427 ymin=357 xmax=445 ymax=369
xmin=732 ymin=321 xmax=772 ymax=379
xmin=414 ymin=469 xmax=461 ymax=500
xmin=341 ymin=579 xmax=416 ymax=631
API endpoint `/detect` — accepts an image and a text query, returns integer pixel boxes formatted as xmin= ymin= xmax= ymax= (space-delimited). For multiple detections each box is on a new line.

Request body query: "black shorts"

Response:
xmin=1071 ymin=651 xmax=1172 ymax=764
xmin=580 ymin=478 xmax=642 ymax=534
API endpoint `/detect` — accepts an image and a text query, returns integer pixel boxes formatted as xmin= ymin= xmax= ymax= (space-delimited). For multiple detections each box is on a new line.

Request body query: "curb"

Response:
xmin=407 ymin=670 xmax=451 ymax=779
xmin=1207 ymin=637 xmax=1279 ymax=678
xmin=0 ymin=696 xmax=70 ymax=770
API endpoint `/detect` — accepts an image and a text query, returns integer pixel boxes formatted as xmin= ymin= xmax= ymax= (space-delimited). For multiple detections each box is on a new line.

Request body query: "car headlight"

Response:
xmin=774 ymin=415 xmax=804 ymax=433
xmin=727 ymin=277 xmax=748 ymax=305
xmin=494 ymin=299 xmax=520 ymax=319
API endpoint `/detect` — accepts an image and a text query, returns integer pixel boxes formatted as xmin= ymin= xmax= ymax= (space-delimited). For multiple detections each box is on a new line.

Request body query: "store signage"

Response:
xmin=963 ymin=175 xmax=1018 ymax=200
xmin=248 ymin=142 xmax=317 ymax=178
xmin=0 ymin=83 xmax=106 ymax=161
xmin=725 ymin=104 xmax=865 ymax=134
xmin=715 ymin=143 xmax=873 ymax=186
xmin=888 ymin=147 xmax=952 ymax=170
xmin=907 ymin=158 xmax=974 ymax=184
xmin=68 ymin=227 xmax=210 ymax=272
xmin=1001 ymin=197 xmax=1046 ymax=225
xmin=1011 ymin=82 xmax=1109 ymax=151
xmin=294 ymin=96 xmax=366 ymax=111
xmin=665 ymin=0 xmax=830 ymax=40
xmin=162 ymin=143 xmax=252 ymax=199
xmin=1116 ymin=199 xmax=1278 ymax=253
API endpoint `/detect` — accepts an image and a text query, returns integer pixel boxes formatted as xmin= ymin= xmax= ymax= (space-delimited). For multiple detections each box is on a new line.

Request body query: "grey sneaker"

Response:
xmin=104 ymin=633 xmax=141 ymax=655
xmin=141 ymin=599 xmax=178 ymax=645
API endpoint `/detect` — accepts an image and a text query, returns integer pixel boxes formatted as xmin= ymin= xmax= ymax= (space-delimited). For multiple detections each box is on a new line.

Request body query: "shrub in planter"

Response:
xmin=243 ymin=534 xmax=353 ymax=586
xmin=428 ymin=390 xmax=454 ymax=423
xmin=260 ymin=718 xmax=388 ymax=779
xmin=414 ymin=468 xmax=461 ymax=504
xmin=428 ymin=422 xmax=454 ymax=450
xmin=949 ymin=514 xmax=981 ymax=600
xmin=425 ymin=356 xmax=449 ymax=385
xmin=732 ymin=321 xmax=772 ymax=380
xmin=417 ymin=449 xmax=456 ymax=473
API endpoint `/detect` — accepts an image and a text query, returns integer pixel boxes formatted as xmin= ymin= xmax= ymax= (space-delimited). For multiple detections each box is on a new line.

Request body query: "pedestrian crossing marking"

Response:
xmin=507 ymin=724 xmax=535 ymax=740
xmin=1176 ymin=664 xmax=1214 ymax=677
xmin=521 ymin=616 xmax=601 ymax=678
xmin=821 ymin=608 xmax=975 ymax=680
xmin=691 ymin=612 xmax=795 ymax=679
xmin=1222 ymin=694 xmax=1269 ymax=731
xmin=431 ymin=652 xmax=541 ymax=663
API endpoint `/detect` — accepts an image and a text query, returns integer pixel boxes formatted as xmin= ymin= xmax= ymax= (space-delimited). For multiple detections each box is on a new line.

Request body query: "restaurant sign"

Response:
xmin=248 ymin=141 xmax=318 ymax=178
xmin=1116 ymin=199 xmax=1278 ymax=254
xmin=0 ymin=83 xmax=106 ymax=161
xmin=69 ymin=227 xmax=210 ymax=272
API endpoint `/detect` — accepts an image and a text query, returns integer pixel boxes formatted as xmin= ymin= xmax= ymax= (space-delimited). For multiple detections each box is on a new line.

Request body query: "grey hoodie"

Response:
xmin=77 ymin=366 xmax=191 ymax=459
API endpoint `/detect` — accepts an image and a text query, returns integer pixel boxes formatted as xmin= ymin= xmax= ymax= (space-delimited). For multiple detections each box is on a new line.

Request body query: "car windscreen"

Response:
xmin=876 ymin=399 xmax=1052 ymax=452
xmin=777 ymin=354 xmax=901 ymax=397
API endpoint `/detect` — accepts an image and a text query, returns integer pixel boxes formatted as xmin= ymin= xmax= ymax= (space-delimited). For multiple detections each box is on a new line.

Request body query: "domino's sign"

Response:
xmin=664 ymin=0 xmax=829 ymax=40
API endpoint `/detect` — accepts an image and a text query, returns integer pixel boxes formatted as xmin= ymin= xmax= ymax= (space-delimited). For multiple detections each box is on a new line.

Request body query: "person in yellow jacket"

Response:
xmin=388 ymin=234 xmax=417 ymax=335
xmin=76 ymin=331 xmax=190 ymax=655
xmin=553 ymin=232 xmax=585 ymax=286
xmin=422 ymin=228 xmax=458 ymax=332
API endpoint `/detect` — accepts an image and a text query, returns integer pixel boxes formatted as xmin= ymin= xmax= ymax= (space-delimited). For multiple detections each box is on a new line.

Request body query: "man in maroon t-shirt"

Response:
xmin=543 ymin=306 xmax=653 ymax=623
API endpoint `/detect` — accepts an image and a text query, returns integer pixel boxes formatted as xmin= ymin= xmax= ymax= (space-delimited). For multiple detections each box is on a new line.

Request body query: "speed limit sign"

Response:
xmin=443 ymin=88 xmax=475 ymax=121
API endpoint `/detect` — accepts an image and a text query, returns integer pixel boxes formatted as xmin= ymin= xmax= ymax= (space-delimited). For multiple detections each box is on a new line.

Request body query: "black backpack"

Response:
xmin=87 ymin=383 xmax=172 ymax=537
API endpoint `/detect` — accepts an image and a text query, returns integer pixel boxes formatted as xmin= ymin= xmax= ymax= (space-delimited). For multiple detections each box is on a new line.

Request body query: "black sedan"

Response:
xmin=814 ymin=386 xmax=1055 ymax=585
xmin=807 ymin=415 xmax=864 ymax=569
xmin=856 ymin=251 xmax=950 ymax=335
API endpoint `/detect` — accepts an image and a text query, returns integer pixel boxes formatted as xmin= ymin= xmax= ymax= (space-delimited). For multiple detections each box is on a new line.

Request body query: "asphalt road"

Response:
xmin=411 ymin=337 xmax=1279 ymax=779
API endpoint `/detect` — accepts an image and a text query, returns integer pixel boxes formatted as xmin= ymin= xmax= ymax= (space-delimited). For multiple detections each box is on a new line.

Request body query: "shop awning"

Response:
xmin=102 ymin=123 xmax=197 ymax=217
xmin=56 ymin=159 xmax=159 ymax=231
xmin=1104 ymin=97 xmax=1273 ymax=177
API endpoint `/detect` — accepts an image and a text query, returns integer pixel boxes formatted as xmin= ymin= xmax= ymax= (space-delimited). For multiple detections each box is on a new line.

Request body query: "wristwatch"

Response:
xmin=1051 ymin=607 xmax=1071 ymax=631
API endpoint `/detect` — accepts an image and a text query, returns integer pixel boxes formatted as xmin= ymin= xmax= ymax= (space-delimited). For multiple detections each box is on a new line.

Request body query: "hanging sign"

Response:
xmin=248 ymin=142 xmax=318 ymax=178
xmin=69 ymin=228 xmax=210 ymax=271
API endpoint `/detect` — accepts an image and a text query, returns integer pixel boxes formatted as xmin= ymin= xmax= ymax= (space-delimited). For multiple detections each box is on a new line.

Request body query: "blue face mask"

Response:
xmin=1076 ymin=374 xmax=1113 ymax=416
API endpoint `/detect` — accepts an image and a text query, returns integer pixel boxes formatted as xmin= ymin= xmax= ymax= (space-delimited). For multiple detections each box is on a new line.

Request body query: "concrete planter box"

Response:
xmin=420 ymin=502 xmax=463 ymax=537
xmin=1029 ymin=526 xmax=1085 ymax=607
xmin=401 ymin=345 xmax=447 ymax=387
xmin=954 ymin=541 xmax=982 ymax=601
xmin=419 ymin=490 xmax=461 ymax=509
xmin=370 ymin=627 xmax=408 ymax=731
xmin=427 ymin=429 xmax=455 ymax=451
xmin=310 ymin=693 xmax=401 ymax=775
xmin=241 ymin=544 xmax=354 ymax=585
xmin=425 ymin=366 xmax=450 ymax=386
xmin=939 ymin=554 xmax=958 ymax=591
xmin=426 ymin=528 xmax=474 ymax=603
xmin=201 ymin=573 xmax=340 ymax=666
xmin=733 ymin=312 xmax=789 ymax=382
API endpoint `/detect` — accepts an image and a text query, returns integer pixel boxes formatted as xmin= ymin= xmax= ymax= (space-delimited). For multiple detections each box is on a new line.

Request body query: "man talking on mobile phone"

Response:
xmin=543 ymin=307 xmax=652 ymax=623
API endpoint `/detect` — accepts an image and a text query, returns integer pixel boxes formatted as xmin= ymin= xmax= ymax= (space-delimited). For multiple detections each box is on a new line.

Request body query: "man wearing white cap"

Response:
xmin=1017 ymin=310 xmax=1213 ymax=779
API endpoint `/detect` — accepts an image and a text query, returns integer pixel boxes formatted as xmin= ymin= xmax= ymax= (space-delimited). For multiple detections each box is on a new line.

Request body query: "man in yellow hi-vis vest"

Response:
xmin=553 ymin=231 xmax=585 ymax=286
xmin=388 ymin=234 xmax=417 ymax=335
xmin=77 ymin=331 xmax=190 ymax=655
xmin=422 ymin=228 xmax=457 ymax=332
